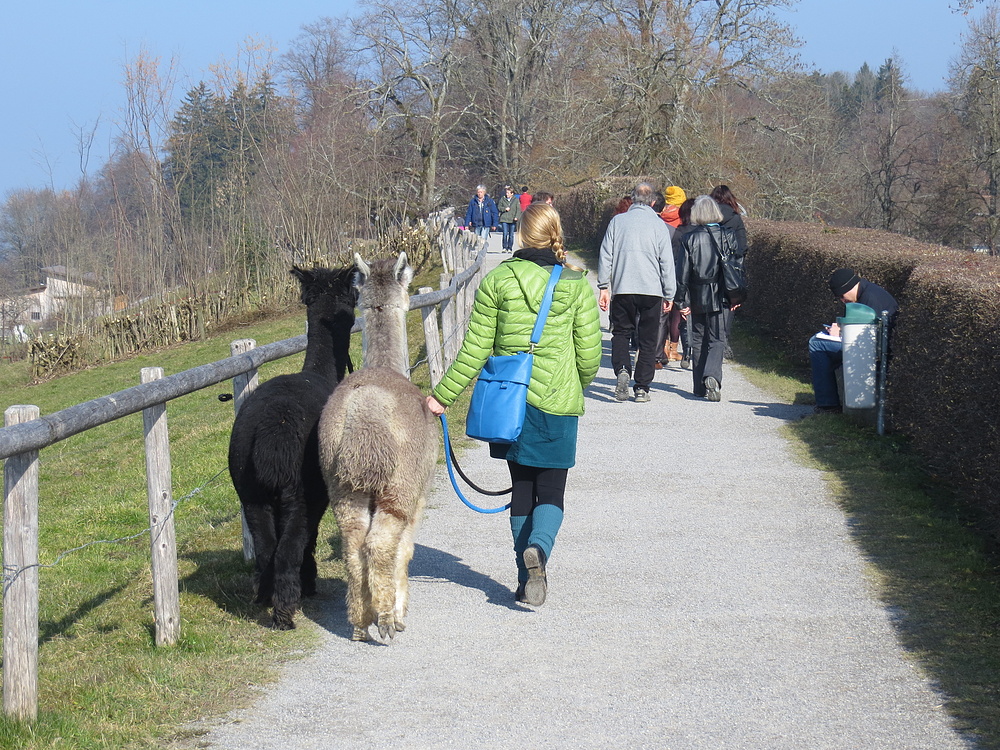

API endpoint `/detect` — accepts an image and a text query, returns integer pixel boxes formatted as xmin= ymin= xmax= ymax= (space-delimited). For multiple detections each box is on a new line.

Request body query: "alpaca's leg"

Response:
xmin=333 ymin=491 xmax=375 ymax=641
xmin=391 ymin=515 xmax=419 ymax=631
xmin=300 ymin=487 xmax=327 ymax=598
xmin=270 ymin=485 xmax=309 ymax=630
xmin=241 ymin=501 xmax=278 ymax=606
xmin=365 ymin=505 xmax=408 ymax=640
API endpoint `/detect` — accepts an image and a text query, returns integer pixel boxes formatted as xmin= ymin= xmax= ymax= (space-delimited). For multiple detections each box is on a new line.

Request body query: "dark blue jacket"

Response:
xmin=857 ymin=279 xmax=899 ymax=342
xmin=465 ymin=196 xmax=499 ymax=228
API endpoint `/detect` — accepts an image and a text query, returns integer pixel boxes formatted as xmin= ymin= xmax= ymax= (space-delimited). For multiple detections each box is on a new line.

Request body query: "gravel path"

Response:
xmin=199 ymin=237 xmax=973 ymax=749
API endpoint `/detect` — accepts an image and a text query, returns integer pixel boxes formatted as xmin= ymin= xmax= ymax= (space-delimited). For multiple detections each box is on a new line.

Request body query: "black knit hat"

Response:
xmin=829 ymin=268 xmax=861 ymax=297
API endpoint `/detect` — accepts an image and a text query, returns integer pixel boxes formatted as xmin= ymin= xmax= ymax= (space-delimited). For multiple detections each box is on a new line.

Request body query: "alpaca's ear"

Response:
xmin=394 ymin=252 xmax=413 ymax=287
xmin=354 ymin=253 xmax=370 ymax=281
xmin=290 ymin=266 xmax=317 ymax=304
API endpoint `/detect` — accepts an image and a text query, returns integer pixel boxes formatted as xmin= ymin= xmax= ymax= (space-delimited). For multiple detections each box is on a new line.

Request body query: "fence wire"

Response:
xmin=2 ymin=467 xmax=229 ymax=594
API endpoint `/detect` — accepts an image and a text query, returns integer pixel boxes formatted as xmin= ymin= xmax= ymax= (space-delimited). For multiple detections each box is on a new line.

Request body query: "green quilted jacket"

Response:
xmin=433 ymin=255 xmax=602 ymax=416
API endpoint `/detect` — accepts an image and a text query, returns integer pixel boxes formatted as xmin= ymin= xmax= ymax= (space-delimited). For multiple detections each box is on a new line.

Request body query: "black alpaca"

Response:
xmin=228 ymin=265 xmax=357 ymax=629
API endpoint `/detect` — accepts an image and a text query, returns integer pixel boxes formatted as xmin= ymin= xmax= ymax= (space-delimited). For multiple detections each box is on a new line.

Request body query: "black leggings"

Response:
xmin=507 ymin=463 xmax=568 ymax=516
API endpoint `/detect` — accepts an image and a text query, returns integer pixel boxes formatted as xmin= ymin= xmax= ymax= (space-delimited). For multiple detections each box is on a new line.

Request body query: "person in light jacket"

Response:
xmin=597 ymin=181 xmax=676 ymax=403
xmin=426 ymin=203 xmax=602 ymax=607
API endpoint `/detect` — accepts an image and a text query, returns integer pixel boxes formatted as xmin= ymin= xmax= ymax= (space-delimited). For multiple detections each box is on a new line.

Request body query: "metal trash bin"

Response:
xmin=839 ymin=302 xmax=877 ymax=410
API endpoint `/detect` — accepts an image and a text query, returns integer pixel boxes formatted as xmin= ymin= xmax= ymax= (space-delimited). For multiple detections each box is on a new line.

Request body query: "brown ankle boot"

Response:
xmin=667 ymin=341 xmax=683 ymax=361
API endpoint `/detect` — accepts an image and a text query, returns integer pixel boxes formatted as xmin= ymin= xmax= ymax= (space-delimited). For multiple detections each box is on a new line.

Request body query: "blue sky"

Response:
xmin=0 ymin=0 xmax=983 ymax=199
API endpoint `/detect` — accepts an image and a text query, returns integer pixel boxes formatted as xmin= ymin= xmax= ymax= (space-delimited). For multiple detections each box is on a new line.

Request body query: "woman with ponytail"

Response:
xmin=426 ymin=203 xmax=602 ymax=606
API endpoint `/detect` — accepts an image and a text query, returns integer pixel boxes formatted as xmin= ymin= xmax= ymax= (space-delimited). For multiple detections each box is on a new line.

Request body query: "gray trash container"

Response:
xmin=839 ymin=303 xmax=877 ymax=410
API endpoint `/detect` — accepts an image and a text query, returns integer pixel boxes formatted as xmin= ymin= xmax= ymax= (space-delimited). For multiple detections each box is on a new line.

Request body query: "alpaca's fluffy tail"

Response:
xmin=321 ymin=367 xmax=436 ymax=497
xmin=333 ymin=384 xmax=406 ymax=493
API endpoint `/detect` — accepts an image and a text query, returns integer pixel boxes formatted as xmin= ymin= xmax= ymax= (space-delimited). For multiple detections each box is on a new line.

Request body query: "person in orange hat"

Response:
xmin=660 ymin=186 xmax=686 ymax=228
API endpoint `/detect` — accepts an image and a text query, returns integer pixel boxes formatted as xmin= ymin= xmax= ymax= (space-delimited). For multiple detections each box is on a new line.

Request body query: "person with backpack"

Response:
xmin=674 ymin=195 xmax=742 ymax=402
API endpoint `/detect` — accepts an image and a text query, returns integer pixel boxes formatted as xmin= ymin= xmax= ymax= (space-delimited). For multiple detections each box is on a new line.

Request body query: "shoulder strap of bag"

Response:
xmin=529 ymin=264 xmax=563 ymax=350
xmin=705 ymin=224 xmax=722 ymax=259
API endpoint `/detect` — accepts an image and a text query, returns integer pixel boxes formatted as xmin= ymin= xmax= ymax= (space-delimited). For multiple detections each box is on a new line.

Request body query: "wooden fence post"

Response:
xmin=230 ymin=339 xmax=259 ymax=414
xmin=3 ymin=404 xmax=40 ymax=721
xmin=140 ymin=368 xmax=180 ymax=647
xmin=229 ymin=339 xmax=257 ymax=562
xmin=419 ymin=286 xmax=445 ymax=388
xmin=439 ymin=272 xmax=458 ymax=368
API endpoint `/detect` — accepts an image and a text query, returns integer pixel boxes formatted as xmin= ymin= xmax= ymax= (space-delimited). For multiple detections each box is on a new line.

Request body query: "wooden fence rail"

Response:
xmin=0 ymin=215 xmax=486 ymax=720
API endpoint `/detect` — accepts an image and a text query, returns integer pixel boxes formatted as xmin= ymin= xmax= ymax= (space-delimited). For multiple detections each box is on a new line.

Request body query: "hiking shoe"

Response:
xmin=634 ymin=389 xmax=650 ymax=403
xmin=515 ymin=582 xmax=528 ymax=603
xmin=522 ymin=545 xmax=548 ymax=606
xmin=704 ymin=377 xmax=721 ymax=402
xmin=614 ymin=369 xmax=631 ymax=401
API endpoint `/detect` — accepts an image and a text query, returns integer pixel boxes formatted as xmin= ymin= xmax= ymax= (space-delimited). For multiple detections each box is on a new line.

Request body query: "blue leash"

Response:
xmin=439 ymin=414 xmax=511 ymax=514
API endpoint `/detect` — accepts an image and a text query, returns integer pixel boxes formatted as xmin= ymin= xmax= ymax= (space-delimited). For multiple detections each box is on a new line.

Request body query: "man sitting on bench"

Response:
xmin=809 ymin=268 xmax=899 ymax=414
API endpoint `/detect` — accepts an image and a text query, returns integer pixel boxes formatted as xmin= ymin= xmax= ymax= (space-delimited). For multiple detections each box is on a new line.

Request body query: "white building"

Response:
xmin=4 ymin=266 xmax=110 ymax=336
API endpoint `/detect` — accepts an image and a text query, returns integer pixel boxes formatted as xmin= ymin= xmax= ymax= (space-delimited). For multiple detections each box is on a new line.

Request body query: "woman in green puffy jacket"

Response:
xmin=426 ymin=202 xmax=602 ymax=606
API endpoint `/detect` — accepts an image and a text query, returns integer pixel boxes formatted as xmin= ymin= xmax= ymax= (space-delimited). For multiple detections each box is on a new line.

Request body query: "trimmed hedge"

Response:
xmin=746 ymin=220 xmax=1000 ymax=534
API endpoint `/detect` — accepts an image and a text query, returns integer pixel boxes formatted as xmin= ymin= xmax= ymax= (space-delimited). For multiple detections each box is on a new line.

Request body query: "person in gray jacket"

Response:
xmin=598 ymin=181 xmax=676 ymax=403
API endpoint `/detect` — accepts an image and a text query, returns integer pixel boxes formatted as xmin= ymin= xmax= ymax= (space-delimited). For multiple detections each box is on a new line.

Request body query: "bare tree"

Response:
xmin=352 ymin=0 xmax=476 ymax=214
xmin=449 ymin=0 xmax=584 ymax=184
xmin=855 ymin=58 xmax=927 ymax=233
xmin=951 ymin=4 xmax=1000 ymax=253
xmin=587 ymin=0 xmax=799 ymax=174
xmin=281 ymin=17 xmax=355 ymax=119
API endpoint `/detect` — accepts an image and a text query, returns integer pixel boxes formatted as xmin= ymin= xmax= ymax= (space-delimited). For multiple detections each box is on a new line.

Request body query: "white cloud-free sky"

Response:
xmin=0 ymin=0 xmax=983 ymax=198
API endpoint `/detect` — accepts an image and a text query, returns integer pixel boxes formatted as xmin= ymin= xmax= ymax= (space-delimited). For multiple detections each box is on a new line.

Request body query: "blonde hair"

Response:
xmin=517 ymin=203 xmax=567 ymax=263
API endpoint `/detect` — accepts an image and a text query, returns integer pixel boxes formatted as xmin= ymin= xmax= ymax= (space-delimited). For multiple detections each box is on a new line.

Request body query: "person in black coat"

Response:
xmin=675 ymin=195 xmax=742 ymax=402
xmin=710 ymin=184 xmax=747 ymax=255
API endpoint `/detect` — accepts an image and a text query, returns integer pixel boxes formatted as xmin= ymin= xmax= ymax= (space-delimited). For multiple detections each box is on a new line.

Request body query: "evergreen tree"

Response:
xmin=164 ymin=83 xmax=228 ymax=227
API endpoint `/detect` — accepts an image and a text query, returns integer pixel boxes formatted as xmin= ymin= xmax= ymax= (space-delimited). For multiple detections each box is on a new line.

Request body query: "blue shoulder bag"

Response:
xmin=465 ymin=264 xmax=563 ymax=444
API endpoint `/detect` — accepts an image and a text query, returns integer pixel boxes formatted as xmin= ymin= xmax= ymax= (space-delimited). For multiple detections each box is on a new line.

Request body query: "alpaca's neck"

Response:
xmin=362 ymin=306 xmax=407 ymax=374
xmin=302 ymin=309 xmax=353 ymax=383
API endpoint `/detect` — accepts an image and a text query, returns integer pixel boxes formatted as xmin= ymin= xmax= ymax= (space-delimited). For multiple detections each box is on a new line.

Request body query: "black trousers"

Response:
xmin=690 ymin=310 xmax=726 ymax=396
xmin=610 ymin=294 xmax=662 ymax=391
xmin=508 ymin=463 xmax=568 ymax=516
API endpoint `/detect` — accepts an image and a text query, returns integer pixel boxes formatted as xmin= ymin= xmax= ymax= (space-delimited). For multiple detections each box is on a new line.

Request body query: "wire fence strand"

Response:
xmin=2 ymin=467 xmax=229 ymax=594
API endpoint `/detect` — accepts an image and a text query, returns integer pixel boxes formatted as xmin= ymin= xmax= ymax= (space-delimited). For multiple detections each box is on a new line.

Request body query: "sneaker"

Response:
xmin=634 ymin=389 xmax=650 ymax=403
xmin=522 ymin=545 xmax=547 ymax=606
xmin=680 ymin=356 xmax=692 ymax=371
xmin=614 ymin=369 xmax=631 ymax=401
xmin=704 ymin=377 xmax=721 ymax=402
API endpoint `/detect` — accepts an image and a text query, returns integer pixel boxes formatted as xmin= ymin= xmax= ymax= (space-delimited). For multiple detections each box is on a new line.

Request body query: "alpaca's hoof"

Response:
xmin=351 ymin=626 xmax=370 ymax=642
xmin=271 ymin=608 xmax=296 ymax=630
xmin=377 ymin=613 xmax=400 ymax=640
xmin=394 ymin=620 xmax=406 ymax=633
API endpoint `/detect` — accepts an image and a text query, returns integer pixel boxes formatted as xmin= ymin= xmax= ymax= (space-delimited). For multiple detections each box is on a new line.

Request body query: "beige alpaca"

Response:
xmin=319 ymin=252 xmax=438 ymax=641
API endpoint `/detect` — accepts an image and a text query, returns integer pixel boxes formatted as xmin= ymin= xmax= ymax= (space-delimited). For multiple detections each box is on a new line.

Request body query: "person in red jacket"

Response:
xmin=518 ymin=186 xmax=532 ymax=212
